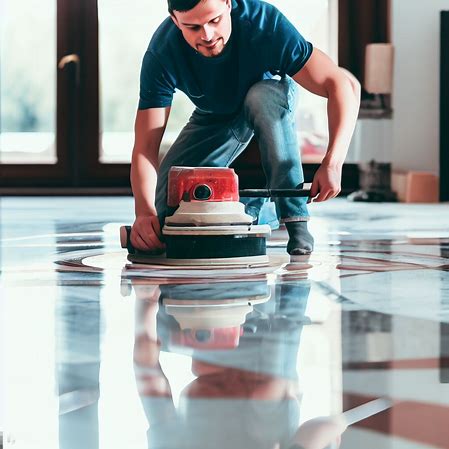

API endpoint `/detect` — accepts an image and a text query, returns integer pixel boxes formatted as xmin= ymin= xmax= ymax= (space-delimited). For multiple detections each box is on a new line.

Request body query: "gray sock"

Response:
xmin=285 ymin=221 xmax=314 ymax=255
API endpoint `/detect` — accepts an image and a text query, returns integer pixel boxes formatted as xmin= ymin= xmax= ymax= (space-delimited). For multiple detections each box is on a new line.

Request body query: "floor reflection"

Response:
xmin=133 ymin=280 xmax=311 ymax=449
xmin=1 ymin=198 xmax=449 ymax=449
xmin=57 ymin=287 xmax=101 ymax=449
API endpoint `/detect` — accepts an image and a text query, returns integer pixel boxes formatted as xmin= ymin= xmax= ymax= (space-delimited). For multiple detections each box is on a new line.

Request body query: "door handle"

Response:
xmin=58 ymin=54 xmax=80 ymax=85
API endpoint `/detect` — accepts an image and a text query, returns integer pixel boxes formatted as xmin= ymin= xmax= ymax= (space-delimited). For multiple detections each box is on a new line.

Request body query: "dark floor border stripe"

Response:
xmin=343 ymin=393 xmax=449 ymax=448
xmin=344 ymin=357 xmax=449 ymax=371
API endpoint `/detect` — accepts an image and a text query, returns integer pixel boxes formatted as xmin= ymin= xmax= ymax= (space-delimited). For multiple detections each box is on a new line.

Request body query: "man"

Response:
xmin=130 ymin=0 xmax=360 ymax=255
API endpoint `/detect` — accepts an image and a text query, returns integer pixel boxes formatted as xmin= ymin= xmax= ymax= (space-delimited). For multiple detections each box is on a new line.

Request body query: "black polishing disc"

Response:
xmin=165 ymin=234 xmax=267 ymax=259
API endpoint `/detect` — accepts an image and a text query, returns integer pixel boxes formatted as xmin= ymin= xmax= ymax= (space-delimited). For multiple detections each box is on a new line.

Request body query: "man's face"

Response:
xmin=171 ymin=0 xmax=233 ymax=58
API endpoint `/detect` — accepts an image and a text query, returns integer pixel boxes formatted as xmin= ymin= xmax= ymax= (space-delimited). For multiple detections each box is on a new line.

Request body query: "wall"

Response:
xmin=349 ymin=1 xmax=447 ymax=175
xmin=391 ymin=0 xmax=447 ymax=174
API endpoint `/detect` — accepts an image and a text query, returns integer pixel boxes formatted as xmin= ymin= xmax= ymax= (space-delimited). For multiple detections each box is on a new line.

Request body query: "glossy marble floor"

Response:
xmin=1 ymin=197 xmax=449 ymax=449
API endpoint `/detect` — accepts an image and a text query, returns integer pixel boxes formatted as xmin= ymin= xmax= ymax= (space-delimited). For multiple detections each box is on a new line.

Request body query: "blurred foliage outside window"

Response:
xmin=0 ymin=0 xmax=56 ymax=163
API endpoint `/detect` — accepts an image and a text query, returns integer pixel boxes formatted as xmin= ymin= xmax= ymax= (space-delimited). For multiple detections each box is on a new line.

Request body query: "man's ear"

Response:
xmin=225 ymin=0 xmax=232 ymax=11
xmin=170 ymin=12 xmax=180 ymax=29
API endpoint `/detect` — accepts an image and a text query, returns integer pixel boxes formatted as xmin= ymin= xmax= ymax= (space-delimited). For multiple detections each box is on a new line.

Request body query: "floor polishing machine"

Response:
xmin=120 ymin=166 xmax=311 ymax=267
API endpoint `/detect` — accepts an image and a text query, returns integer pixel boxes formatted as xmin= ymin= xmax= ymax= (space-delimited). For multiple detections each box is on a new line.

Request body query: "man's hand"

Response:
xmin=131 ymin=215 xmax=165 ymax=252
xmin=308 ymin=162 xmax=342 ymax=203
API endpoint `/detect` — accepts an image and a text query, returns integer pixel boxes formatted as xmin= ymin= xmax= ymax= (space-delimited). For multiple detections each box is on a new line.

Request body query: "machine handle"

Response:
xmin=239 ymin=187 xmax=311 ymax=198
xmin=120 ymin=226 xmax=164 ymax=256
xmin=120 ymin=225 xmax=136 ymax=254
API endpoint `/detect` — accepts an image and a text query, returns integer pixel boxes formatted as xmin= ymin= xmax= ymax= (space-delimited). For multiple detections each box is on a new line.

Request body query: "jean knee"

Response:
xmin=244 ymin=78 xmax=296 ymax=126
xmin=244 ymin=81 xmax=271 ymax=113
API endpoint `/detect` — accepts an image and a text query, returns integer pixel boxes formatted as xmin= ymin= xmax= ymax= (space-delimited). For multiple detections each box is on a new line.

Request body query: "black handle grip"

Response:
xmin=120 ymin=225 xmax=136 ymax=254
xmin=239 ymin=188 xmax=311 ymax=198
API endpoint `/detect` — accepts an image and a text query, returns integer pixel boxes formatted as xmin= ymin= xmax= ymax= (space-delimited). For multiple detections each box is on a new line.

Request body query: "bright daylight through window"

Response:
xmin=0 ymin=0 xmax=57 ymax=164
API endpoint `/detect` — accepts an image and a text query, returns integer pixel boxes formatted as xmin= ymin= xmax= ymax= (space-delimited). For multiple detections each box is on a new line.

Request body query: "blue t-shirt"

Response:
xmin=138 ymin=0 xmax=313 ymax=115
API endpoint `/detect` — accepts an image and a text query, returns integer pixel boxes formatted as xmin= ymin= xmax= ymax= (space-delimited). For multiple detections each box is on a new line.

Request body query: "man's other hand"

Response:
xmin=131 ymin=215 xmax=166 ymax=252
xmin=308 ymin=162 xmax=342 ymax=203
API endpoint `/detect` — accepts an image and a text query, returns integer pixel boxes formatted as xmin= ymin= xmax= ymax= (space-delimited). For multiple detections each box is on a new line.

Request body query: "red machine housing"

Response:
xmin=167 ymin=167 xmax=240 ymax=208
xmin=171 ymin=327 xmax=244 ymax=350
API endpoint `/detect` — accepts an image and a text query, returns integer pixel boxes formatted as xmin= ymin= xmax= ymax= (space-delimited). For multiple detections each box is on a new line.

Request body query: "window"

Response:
xmin=0 ymin=0 xmax=57 ymax=164
xmin=98 ymin=0 xmax=194 ymax=164
xmin=0 ymin=0 xmax=339 ymax=187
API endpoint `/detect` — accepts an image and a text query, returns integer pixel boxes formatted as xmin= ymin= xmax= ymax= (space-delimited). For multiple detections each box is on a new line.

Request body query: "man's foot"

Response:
xmin=285 ymin=221 xmax=314 ymax=255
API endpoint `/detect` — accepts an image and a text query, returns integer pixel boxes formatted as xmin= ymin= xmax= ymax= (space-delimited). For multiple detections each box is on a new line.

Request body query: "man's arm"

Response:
xmin=130 ymin=107 xmax=171 ymax=250
xmin=292 ymin=48 xmax=361 ymax=202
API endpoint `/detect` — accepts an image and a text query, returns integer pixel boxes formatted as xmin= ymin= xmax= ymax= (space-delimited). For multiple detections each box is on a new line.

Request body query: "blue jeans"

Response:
xmin=155 ymin=76 xmax=309 ymax=225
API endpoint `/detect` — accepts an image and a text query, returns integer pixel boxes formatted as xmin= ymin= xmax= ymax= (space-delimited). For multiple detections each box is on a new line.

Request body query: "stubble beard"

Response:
xmin=196 ymin=37 xmax=227 ymax=57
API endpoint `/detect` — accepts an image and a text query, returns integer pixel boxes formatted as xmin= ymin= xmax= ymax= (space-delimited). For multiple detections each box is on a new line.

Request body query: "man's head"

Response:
xmin=169 ymin=0 xmax=233 ymax=58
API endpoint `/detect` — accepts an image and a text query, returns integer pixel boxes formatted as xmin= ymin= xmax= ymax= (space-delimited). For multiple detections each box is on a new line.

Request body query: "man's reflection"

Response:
xmin=132 ymin=279 xmax=343 ymax=449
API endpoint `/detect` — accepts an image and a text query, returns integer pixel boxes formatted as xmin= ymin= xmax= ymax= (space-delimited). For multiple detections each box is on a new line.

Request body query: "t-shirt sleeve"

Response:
xmin=138 ymin=51 xmax=176 ymax=110
xmin=269 ymin=11 xmax=313 ymax=77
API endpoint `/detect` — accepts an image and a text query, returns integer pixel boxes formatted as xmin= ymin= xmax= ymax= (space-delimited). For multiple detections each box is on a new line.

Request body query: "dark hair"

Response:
xmin=168 ymin=0 xmax=203 ymax=14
